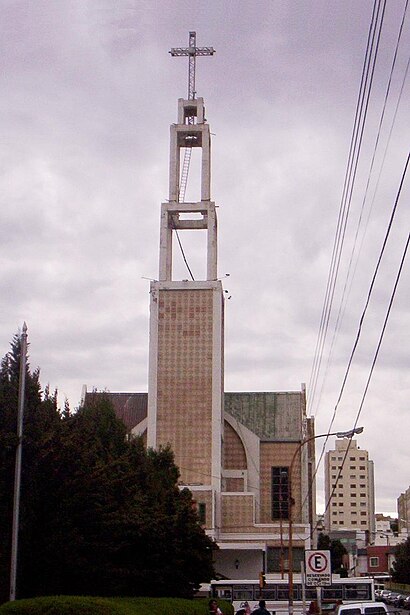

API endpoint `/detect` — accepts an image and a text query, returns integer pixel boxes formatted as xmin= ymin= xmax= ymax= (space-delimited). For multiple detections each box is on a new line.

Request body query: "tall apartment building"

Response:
xmin=398 ymin=486 xmax=410 ymax=534
xmin=324 ymin=439 xmax=375 ymax=539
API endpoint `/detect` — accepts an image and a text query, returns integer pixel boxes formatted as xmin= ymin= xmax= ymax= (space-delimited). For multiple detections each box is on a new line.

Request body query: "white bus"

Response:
xmin=210 ymin=577 xmax=375 ymax=613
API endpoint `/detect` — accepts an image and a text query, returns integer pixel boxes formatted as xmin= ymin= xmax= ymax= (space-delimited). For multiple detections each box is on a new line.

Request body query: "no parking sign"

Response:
xmin=305 ymin=550 xmax=332 ymax=586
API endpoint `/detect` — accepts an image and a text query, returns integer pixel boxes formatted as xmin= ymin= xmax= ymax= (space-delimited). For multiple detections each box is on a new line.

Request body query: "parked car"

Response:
xmin=393 ymin=594 xmax=407 ymax=608
xmin=335 ymin=602 xmax=388 ymax=615
xmin=308 ymin=600 xmax=342 ymax=614
xmin=403 ymin=595 xmax=410 ymax=610
xmin=380 ymin=590 xmax=391 ymax=603
xmin=375 ymin=590 xmax=383 ymax=601
xmin=386 ymin=592 xmax=401 ymax=605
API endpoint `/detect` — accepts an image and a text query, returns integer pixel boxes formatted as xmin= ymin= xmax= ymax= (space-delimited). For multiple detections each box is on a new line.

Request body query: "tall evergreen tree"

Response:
xmin=0 ymin=336 xmax=216 ymax=602
xmin=391 ymin=537 xmax=410 ymax=583
xmin=0 ymin=333 xmax=61 ymax=602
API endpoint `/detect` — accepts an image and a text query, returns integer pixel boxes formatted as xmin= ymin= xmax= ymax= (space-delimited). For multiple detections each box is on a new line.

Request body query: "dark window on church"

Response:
xmin=198 ymin=502 xmax=206 ymax=525
xmin=267 ymin=546 xmax=304 ymax=573
xmin=271 ymin=467 xmax=289 ymax=520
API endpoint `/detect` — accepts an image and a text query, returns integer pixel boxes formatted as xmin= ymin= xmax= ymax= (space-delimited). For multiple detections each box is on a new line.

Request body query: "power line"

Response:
xmin=320 ymin=150 xmax=408 ymax=436
xmin=308 ymin=0 xmax=387 ymax=414
xmin=311 ymin=0 xmax=409 ymax=418
xmin=311 ymin=154 xmax=409 ymax=537
xmin=313 ymin=228 xmax=409 ymax=539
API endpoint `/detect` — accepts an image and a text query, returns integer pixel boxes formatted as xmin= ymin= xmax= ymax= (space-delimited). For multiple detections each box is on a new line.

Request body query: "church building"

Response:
xmin=84 ymin=33 xmax=315 ymax=579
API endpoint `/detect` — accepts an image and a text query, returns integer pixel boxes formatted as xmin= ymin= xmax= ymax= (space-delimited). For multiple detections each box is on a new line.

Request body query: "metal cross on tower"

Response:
xmin=169 ymin=31 xmax=215 ymax=100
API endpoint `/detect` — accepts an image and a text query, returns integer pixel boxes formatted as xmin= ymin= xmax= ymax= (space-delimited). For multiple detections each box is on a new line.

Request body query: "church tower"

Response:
xmin=85 ymin=32 xmax=316 ymax=582
xmin=147 ymin=33 xmax=222 ymax=536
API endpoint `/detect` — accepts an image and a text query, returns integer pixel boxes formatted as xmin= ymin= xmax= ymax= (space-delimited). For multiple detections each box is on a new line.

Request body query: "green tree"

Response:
xmin=390 ymin=537 xmax=410 ymax=583
xmin=0 ymin=336 xmax=216 ymax=602
xmin=317 ymin=533 xmax=348 ymax=575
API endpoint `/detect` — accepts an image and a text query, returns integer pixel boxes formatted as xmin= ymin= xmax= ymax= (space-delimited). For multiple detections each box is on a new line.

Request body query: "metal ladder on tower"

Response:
xmin=179 ymin=146 xmax=192 ymax=203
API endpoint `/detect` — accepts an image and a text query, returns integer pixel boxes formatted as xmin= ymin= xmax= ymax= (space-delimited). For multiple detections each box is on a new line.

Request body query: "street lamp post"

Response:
xmin=287 ymin=427 xmax=364 ymax=615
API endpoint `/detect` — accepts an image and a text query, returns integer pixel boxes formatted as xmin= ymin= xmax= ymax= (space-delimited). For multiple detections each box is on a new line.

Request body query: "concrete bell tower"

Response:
xmin=147 ymin=33 xmax=223 ymax=536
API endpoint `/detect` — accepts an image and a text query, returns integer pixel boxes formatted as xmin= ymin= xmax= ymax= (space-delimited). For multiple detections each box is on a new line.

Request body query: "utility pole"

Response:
xmin=9 ymin=322 xmax=28 ymax=602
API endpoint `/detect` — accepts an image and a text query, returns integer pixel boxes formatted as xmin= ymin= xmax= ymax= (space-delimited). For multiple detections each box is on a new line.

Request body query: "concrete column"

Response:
xmin=169 ymin=125 xmax=179 ymax=202
xmin=212 ymin=283 xmax=223 ymax=532
xmin=159 ymin=205 xmax=172 ymax=281
xmin=207 ymin=203 xmax=217 ymax=280
xmin=201 ymin=125 xmax=211 ymax=201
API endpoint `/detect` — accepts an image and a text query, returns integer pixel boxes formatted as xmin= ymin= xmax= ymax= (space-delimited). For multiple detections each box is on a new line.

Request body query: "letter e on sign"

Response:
xmin=305 ymin=550 xmax=332 ymax=587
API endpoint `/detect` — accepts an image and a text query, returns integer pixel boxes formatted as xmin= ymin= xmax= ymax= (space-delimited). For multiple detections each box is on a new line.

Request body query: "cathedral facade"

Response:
xmin=84 ymin=66 xmax=315 ymax=578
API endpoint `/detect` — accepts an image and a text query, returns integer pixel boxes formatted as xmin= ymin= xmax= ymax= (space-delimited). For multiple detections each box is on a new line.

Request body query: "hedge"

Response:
xmin=0 ymin=596 xmax=234 ymax=615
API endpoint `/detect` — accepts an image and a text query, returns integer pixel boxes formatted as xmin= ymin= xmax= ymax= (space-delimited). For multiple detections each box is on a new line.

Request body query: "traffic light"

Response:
xmin=259 ymin=571 xmax=266 ymax=588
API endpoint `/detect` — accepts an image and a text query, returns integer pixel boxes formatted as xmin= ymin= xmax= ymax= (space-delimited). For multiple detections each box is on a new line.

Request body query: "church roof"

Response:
xmin=224 ymin=391 xmax=304 ymax=441
xmin=85 ymin=391 xmax=147 ymax=432
xmin=85 ymin=390 xmax=304 ymax=440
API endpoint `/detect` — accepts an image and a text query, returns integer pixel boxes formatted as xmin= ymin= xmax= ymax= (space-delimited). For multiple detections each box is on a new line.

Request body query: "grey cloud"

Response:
xmin=1 ymin=0 xmax=408 ymax=515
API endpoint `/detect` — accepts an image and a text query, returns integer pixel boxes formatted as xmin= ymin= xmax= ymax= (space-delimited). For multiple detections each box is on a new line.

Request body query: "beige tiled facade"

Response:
xmin=156 ymin=288 xmax=214 ymax=485
xmin=223 ymin=421 xmax=247 ymax=471
xmin=221 ymin=493 xmax=256 ymax=533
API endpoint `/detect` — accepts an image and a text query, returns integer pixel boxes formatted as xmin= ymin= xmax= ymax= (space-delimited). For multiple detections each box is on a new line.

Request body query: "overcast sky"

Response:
xmin=1 ymin=0 xmax=409 ymax=517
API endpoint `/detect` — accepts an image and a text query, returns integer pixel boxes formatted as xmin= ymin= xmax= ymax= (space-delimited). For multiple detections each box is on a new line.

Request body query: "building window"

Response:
xmin=267 ymin=546 xmax=304 ymax=573
xmin=360 ymin=466 xmax=366 ymax=470
xmin=352 ymin=521 xmax=357 ymax=525
xmin=361 ymin=521 xmax=367 ymax=525
xmin=198 ymin=502 xmax=206 ymax=525
xmin=271 ymin=467 xmax=289 ymax=520
xmin=369 ymin=557 xmax=379 ymax=567
xmin=360 ymin=512 xmax=367 ymax=516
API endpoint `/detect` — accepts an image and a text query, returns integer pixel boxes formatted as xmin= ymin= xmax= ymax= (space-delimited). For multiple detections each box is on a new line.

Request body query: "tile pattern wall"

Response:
xmin=156 ymin=288 xmax=214 ymax=485
xmin=223 ymin=421 xmax=247 ymax=469
xmin=221 ymin=493 xmax=255 ymax=533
